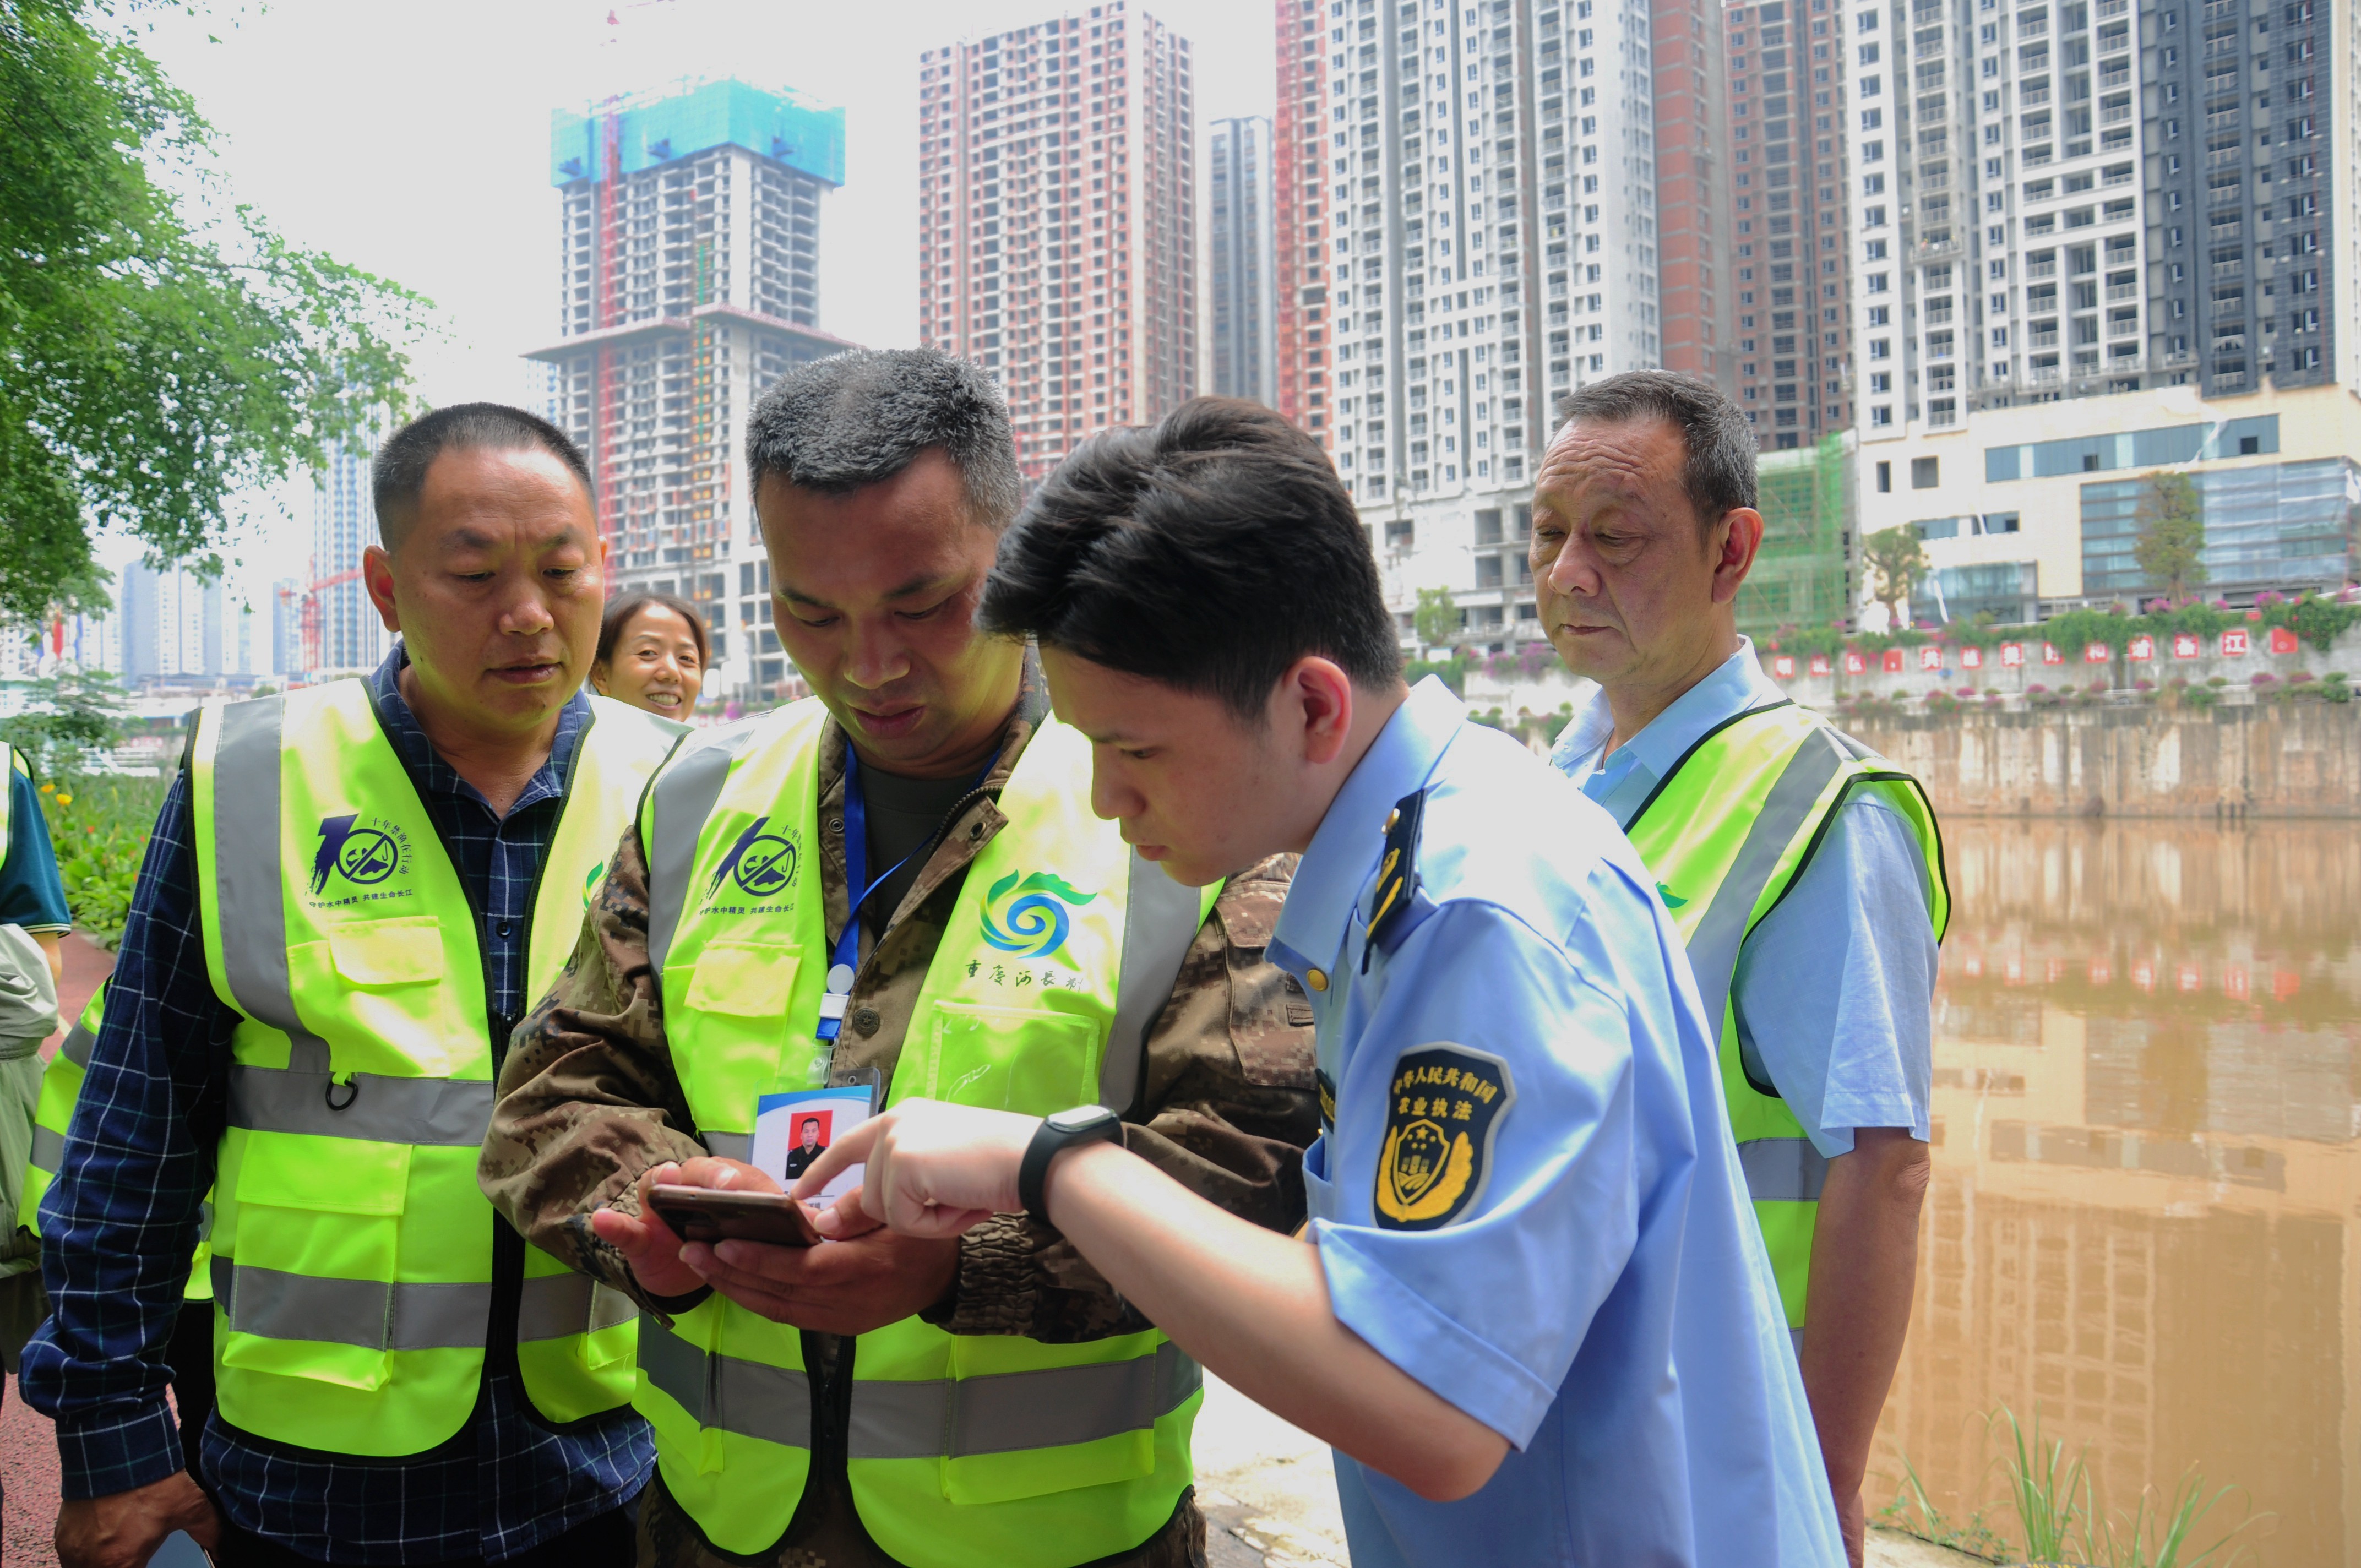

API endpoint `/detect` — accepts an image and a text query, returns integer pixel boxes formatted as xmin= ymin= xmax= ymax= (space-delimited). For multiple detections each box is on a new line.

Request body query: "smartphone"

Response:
xmin=153 ymin=1532 xmax=213 ymax=1567
xmin=649 ymin=1184 xmax=826 ymax=1248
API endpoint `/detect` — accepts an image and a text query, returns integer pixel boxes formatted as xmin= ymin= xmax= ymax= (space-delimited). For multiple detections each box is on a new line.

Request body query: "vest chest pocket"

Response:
xmin=681 ymin=944 xmax=803 ymax=1121
xmin=909 ymin=1001 xmax=1102 ymax=1113
xmin=289 ymin=917 xmax=457 ymax=1079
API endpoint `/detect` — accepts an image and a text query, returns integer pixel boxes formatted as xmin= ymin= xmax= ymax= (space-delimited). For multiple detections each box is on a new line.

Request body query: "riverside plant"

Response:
xmin=1880 ymin=1405 xmax=2266 ymax=1568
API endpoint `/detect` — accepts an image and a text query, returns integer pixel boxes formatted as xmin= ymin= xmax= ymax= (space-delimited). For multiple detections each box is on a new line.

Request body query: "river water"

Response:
xmin=1874 ymin=819 xmax=2361 ymax=1566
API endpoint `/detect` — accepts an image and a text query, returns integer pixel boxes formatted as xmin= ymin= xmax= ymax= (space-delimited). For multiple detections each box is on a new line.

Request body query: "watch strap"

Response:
xmin=1019 ymin=1108 xmax=1123 ymax=1224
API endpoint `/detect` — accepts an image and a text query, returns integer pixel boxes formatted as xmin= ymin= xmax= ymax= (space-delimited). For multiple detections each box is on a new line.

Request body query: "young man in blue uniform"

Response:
xmin=789 ymin=398 xmax=1845 ymax=1566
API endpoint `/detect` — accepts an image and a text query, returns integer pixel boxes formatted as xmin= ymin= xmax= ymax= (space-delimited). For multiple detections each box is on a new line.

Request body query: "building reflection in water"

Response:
xmin=1876 ymin=821 xmax=2361 ymax=1568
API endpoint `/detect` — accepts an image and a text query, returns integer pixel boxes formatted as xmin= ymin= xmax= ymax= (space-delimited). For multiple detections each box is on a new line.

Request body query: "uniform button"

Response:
xmin=828 ymin=817 xmax=845 ymax=835
xmin=1384 ymin=808 xmax=1400 ymax=832
xmin=851 ymin=1006 xmax=882 ymax=1036
xmin=496 ymin=921 xmax=513 ymax=940
xmin=1304 ymin=967 xmax=1329 ymax=992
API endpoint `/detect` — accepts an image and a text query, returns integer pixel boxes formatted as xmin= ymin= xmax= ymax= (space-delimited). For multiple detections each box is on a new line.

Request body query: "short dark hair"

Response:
xmin=744 ymin=349 xmax=1022 ymax=530
xmin=801 ymin=1117 xmax=821 ymax=1131
xmin=980 ymin=398 xmax=1402 ymax=720
xmin=595 ymin=590 xmax=711 ymax=671
xmin=1555 ymin=371 xmax=1759 ymax=526
xmin=372 ymin=403 xmax=592 ymax=551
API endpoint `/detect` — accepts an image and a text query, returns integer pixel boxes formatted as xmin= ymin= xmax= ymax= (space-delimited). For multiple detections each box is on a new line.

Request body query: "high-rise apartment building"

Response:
xmin=270 ymin=577 xmax=300 ymax=679
xmin=1274 ymin=0 xmax=1682 ymax=647
xmin=1209 ymin=115 xmax=1280 ymax=401
xmin=536 ymin=79 xmax=859 ymax=702
xmin=1843 ymin=0 xmax=2361 ymax=611
xmin=311 ymin=431 xmax=390 ymax=677
xmin=1723 ymin=0 xmax=1853 ymax=447
xmin=918 ymin=4 xmax=1198 ymax=487
xmin=121 ymin=562 xmax=225 ymax=684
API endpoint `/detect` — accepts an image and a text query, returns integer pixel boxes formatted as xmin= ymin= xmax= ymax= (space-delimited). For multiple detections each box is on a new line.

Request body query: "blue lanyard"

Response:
xmin=818 ymin=745 xmax=996 ymax=1041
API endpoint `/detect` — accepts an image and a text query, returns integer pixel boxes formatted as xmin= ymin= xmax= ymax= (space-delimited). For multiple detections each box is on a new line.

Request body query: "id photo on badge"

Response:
xmin=751 ymin=1085 xmax=873 ymax=1202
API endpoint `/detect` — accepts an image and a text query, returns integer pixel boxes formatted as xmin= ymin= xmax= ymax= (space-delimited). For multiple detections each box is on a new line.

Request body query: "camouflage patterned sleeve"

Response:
xmin=926 ymin=854 xmax=1320 ymax=1343
xmin=481 ymin=821 xmax=711 ymax=1310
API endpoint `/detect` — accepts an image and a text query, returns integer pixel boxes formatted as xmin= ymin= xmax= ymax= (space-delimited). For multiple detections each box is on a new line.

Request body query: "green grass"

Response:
xmin=1880 ymin=1404 xmax=2268 ymax=1568
xmin=36 ymin=771 xmax=170 ymax=950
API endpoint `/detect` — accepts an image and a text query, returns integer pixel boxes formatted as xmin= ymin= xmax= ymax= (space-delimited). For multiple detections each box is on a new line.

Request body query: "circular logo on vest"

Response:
xmin=336 ymin=828 xmax=401 ymax=886
xmin=980 ymin=870 xmax=1097 ymax=959
xmin=309 ymin=813 xmax=414 ymax=900
xmin=706 ymin=815 xmax=801 ymax=903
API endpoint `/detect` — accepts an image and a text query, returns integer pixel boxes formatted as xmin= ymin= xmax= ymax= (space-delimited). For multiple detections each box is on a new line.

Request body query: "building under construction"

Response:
xmin=531 ymin=78 xmax=859 ymax=704
xmin=1736 ymin=428 xmax=1857 ymax=642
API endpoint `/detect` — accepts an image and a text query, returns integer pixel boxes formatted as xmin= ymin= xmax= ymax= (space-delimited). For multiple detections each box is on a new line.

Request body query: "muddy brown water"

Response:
xmin=1874 ymin=819 xmax=2361 ymax=1566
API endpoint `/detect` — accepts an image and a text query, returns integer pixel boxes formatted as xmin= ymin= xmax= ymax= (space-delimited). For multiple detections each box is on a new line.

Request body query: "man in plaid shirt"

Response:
xmin=24 ymin=407 xmax=661 ymax=1568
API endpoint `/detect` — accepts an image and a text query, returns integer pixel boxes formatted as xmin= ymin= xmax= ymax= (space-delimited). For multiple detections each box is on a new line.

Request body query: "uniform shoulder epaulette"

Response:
xmin=1363 ymin=788 xmax=1427 ymax=973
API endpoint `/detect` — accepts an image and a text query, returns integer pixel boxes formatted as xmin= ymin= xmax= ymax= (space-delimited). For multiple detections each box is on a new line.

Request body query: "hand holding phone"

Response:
xmin=648 ymin=1184 xmax=826 ymax=1248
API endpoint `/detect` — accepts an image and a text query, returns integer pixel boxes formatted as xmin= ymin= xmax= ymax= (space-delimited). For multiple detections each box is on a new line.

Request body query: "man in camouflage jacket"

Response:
xmin=480 ymin=350 xmax=1319 ymax=1568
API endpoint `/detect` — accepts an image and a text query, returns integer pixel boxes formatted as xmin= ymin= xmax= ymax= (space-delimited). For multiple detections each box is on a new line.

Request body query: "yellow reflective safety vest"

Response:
xmin=23 ymin=982 xmax=216 ymax=1303
xmin=1615 ymin=699 xmax=1948 ymax=1332
xmin=636 ymin=699 xmax=1216 ymax=1565
xmin=189 ymin=679 xmax=679 ymax=1456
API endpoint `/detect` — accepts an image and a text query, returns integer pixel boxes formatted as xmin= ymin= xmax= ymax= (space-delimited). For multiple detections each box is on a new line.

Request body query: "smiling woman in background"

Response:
xmin=590 ymin=590 xmax=709 ymax=718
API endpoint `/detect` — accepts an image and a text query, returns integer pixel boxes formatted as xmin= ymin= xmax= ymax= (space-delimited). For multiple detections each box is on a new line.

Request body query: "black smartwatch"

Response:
xmin=1019 ymin=1105 xmax=1124 ymax=1223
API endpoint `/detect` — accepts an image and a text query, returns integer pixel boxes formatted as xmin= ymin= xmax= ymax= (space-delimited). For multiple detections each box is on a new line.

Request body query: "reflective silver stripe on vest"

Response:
xmin=847 ymin=1340 xmax=1202 ymax=1461
xmin=518 ymin=1272 xmax=639 ymax=1342
xmin=29 ymin=1124 xmax=62 ymax=1174
xmin=639 ymin=1314 xmax=813 ymax=1449
xmin=1681 ymin=728 xmax=1848 ymax=1033
xmin=701 ymin=1131 xmax=753 ymax=1163
xmin=646 ymin=728 xmax=760 ymax=982
xmin=212 ymin=697 xmax=334 ymax=1076
xmin=1737 ymin=1136 xmax=1830 ymax=1204
xmin=1100 ymin=850 xmax=1207 ymax=1114
xmin=211 ymin=1257 xmax=490 ymax=1352
xmin=226 ymin=1064 xmax=494 ymax=1147
xmin=61 ymin=1022 xmax=95 ymax=1070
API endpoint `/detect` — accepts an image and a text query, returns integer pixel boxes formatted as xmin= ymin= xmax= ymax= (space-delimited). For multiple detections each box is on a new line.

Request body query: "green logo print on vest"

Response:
xmin=980 ymin=870 xmax=1096 ymax=958
xmin=1655 ymin=881 xmax=1689 ymax=910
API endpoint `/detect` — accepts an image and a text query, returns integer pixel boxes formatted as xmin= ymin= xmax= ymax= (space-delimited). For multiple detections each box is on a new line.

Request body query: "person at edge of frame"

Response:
xmin=24 ymin=404 xmax=684 ymax=1568
xmin=0 ymin=735 xmax=74 ymax=1420
xmin=478 ymin=349 xmax=1320 ymax=1568
xmin=1533 ymin=372 xmax=1948 ymax=1568
xmin=786 ymin=395 xmax=1848 ymax=1568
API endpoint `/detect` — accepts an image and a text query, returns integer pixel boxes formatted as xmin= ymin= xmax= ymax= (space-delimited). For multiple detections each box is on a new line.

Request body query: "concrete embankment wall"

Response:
xmin=1841 ymin=703 xmax=2361 ymax=817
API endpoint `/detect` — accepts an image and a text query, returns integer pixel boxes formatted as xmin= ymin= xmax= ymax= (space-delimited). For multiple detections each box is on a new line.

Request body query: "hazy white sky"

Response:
xmin=115 ymin=0 xmax=1277 ymax=615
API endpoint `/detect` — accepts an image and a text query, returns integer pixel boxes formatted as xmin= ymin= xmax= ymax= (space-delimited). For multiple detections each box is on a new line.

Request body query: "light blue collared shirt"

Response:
xmin=1552 ymin=639 xmax=1939 ymax=1158
xmin=1270 ymin=677 xmax=1842 ymax=1568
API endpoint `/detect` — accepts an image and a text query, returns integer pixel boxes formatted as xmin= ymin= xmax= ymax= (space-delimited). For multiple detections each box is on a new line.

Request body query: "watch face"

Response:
xmin=1049 ymin=1106 xmax=1109 ymax=1131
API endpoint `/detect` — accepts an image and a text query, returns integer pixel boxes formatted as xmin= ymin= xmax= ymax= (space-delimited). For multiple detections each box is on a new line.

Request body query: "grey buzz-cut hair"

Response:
xmin=743 ymin=348 xmax=1023 ymax=529
xmin=1555 ymin=370 xmax=1759 ymax=529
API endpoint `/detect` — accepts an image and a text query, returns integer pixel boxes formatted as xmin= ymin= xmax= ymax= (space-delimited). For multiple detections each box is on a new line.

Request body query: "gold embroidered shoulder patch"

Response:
xmin=1374 ymin=1045 xmax=1515 ymax=1231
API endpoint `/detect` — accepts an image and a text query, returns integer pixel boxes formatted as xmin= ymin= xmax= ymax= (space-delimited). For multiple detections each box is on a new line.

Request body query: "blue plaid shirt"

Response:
xmin=21 ymin=650 xmax=653 ymax=1563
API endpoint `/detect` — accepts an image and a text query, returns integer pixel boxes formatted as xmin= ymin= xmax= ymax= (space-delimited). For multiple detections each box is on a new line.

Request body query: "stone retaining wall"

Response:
xmin=1840 ymin=701 xmax=2361 ymax=817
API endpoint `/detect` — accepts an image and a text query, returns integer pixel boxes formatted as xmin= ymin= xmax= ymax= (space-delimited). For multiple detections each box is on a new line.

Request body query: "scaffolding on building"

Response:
xmin=1738 ymin=430 xmax=1858 ymax=642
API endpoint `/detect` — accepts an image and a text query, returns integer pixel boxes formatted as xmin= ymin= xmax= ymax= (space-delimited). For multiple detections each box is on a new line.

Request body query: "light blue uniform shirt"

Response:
xmin=1270 ymin=678 xmax=1843 ymax=1567
xmin=1552 ymin=640 xmax=1938 ymax=1158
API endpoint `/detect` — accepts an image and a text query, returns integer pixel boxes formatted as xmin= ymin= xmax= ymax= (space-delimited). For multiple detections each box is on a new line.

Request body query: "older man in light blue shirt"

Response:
xmin=1531 ymin=372 xmax=1946 ymax=1567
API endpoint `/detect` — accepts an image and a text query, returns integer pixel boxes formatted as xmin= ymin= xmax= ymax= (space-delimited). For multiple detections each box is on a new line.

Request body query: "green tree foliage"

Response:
xmin=0 ymin=667 xmax=127 ymax=769
xmin=2133 ymin=470 xmax=2208 ymax=603
xmin=0 ymin=0 xmax=430 ymax=627
xmin=1411 ymin=585 xmax=1462 ymax=650
xmin=1862 ymin=525 xmax=1929 ymax=629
